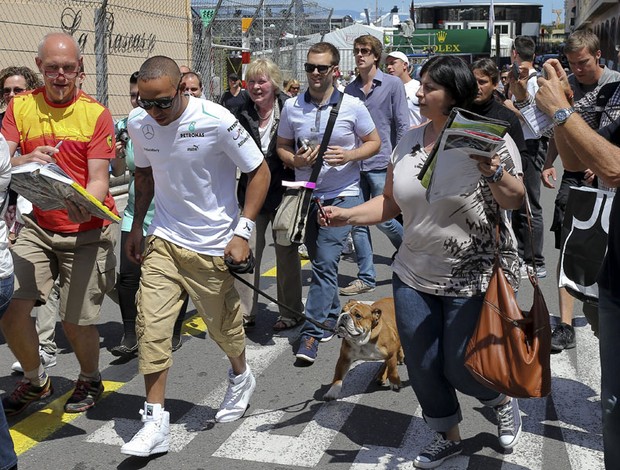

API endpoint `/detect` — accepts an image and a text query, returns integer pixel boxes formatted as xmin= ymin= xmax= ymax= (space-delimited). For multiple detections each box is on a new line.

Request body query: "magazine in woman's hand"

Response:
xmin=418 ymin=108 xmax=509 ymax=203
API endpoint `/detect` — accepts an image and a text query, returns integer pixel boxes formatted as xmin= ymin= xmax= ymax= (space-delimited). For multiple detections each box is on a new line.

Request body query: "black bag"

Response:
xmin=559 ymin=186 xmax=614 ymax=304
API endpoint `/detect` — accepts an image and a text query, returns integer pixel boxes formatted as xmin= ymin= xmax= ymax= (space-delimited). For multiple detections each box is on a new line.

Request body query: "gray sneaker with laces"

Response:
xmin=495 ymin=397 xmax=522 ymax=449
xmin=413 ymin=432 xmax=463 ymax=468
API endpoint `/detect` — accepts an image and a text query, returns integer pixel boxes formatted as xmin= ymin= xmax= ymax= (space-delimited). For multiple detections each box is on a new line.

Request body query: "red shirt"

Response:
xmin=1 ymin=88 xmax=118 ymax=233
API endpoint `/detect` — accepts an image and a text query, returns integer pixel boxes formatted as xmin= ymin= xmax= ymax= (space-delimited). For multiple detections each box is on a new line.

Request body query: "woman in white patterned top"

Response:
xmin=322 ymin=56 xmax=526 ymax=468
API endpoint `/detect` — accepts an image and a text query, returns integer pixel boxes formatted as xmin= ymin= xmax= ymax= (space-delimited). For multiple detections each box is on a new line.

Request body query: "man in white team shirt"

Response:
xmin=385 ymin=51 xmax=425 ymax=126
xmin=121 ymin=56 xmax=270 ymax=457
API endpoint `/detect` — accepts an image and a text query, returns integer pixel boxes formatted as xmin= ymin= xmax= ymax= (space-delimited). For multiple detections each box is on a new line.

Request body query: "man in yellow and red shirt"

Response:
xmin=0 ymin=32 xmax=118 ymax=416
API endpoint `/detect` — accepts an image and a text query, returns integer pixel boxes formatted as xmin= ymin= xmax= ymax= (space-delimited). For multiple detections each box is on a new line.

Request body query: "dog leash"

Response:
xmin=225 ymin=256 xmax=336 ymax=333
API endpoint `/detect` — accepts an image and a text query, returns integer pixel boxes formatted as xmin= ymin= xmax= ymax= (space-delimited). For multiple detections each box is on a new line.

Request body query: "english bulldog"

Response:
xmin=324 ymin=298 xmax=404 ymax=401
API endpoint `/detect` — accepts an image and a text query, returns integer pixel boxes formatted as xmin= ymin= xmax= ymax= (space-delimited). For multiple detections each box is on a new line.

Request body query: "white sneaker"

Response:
xmin=121 ymin=402 xmax=170 ymax=457
xmin=215 ymin=366 xmax=256 ymax=423
xmin=11 ymin=347 xmax=57 ymax=373
xmin=298 ymin=244 xmax=309 ymax=259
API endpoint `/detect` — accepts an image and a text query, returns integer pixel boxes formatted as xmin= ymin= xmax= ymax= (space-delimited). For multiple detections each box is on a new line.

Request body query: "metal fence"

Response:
xmin=0 ymin=0 xmax=335 ymax=119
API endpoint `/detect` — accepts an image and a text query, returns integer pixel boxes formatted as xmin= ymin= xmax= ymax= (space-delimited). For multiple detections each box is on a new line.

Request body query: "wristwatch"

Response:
xmin=552 ymin=107 xmax=575 ymax=126
xmin=483 ymin=164 xmax=504 ymax=184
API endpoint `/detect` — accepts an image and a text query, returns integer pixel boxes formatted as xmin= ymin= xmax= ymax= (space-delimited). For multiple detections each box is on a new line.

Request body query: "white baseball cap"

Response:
xmin=387 ymin=51 xmax=409 ymax=63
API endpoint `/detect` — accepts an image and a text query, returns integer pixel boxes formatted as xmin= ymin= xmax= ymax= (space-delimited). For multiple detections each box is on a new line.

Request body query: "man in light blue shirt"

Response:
xmin=277 ymin=41 xmax=380 ymax=363
xmin=343 ymin=34 xmax=409 ymax=296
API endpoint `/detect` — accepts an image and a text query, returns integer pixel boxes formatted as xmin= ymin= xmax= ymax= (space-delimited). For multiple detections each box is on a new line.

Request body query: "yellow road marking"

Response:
xmin=10 ymin=380 xmax=125 ymax=455
xmin=183 ymin=313 xmax=207 ymax=336
xmin=263 ymin=259 xmax=310 ymax=277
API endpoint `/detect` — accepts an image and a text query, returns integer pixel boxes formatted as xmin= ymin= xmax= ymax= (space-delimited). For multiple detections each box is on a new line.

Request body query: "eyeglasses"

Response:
xmin=42 ymin=67 xmax=79 ymax=79
xmin=3 ymin=87 xmax=25 ymax=95
xmin=304 ymin=63 xmax=332 ymax=74
xmin=289 ymin=86 xmax=300 ymax=90
xmin=353 ymin=47 xmax=372 ymax=56
xmin=137 ymin=89 xmax=179 ymax=110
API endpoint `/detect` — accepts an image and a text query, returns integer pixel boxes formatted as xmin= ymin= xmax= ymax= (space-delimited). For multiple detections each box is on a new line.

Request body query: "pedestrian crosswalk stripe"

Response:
xmin=10 ymin=380 xmax=125 ymax=455
xmin=213 ymin=361 xmax=382 ymax=467
xmin=86 ymin=337 xmax=293 ymax=452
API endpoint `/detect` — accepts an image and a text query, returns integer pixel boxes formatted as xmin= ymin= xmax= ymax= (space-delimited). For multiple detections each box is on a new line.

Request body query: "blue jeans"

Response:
xmin=598 ymin=287 xmax=620 ymax=469
xmin=302 ymin=195 xmax=361 ymax=339
xmin=0 ymin=275 xmax=17 ymax=470
xmin=351 ymin=170 xmax=403 ymax=287
xmin=392 ymin=273 xmax=504 ymax=432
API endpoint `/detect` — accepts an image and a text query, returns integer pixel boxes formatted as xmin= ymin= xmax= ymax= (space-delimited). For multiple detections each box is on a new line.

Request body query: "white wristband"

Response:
xmin=234 ymin=216 xmax=255 ymax=240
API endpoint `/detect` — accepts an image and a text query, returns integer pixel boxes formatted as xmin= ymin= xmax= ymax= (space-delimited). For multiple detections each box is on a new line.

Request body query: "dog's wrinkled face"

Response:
xmin=336 ymin=300 xmax=381 ymax=345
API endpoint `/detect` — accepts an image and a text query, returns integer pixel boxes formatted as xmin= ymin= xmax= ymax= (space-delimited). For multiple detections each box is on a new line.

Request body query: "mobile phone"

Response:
xmin=313 ymin=196 xmax=330 ymax=225
xmin=511 ymin=62 xmax=520 ymax=80
xmin=297 ymin=137 xmax=310 ymax=152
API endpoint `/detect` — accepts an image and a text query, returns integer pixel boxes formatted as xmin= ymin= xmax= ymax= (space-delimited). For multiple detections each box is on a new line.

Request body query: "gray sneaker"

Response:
xmin=339 ymin=279 xmax=375 ymax=296
xmin=413 ymin=433 xmax=463 ymax=468
xmin=495 ymin=397 xmax=522 ymax=449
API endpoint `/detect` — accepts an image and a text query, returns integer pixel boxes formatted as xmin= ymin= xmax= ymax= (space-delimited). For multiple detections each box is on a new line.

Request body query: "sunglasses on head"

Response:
xmin=3 ymin=87 xmax=25 ymax=95
xmin=304 ymin=63 xmax=332 ymax=74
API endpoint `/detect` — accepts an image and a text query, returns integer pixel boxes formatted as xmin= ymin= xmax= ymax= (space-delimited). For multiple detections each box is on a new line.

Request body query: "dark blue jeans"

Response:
xmin=0 ymin=274 xmax=17 ymax=470
xmin=392 ymin=273 xmax=504 ymax=432
xmin=598 ymin=287 xmax=620 ymax=469
xmin=301 ymin=195 xmax=361 ymax=339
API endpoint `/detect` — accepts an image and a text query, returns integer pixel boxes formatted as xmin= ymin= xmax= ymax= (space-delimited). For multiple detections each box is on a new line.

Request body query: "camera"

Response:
xmin=116 ymin=128 xmax=130 ymax=144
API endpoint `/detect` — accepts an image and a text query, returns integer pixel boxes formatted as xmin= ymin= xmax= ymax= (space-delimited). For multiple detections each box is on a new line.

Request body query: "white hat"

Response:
xmin=387 ymin=51 xmax=409 ymax=63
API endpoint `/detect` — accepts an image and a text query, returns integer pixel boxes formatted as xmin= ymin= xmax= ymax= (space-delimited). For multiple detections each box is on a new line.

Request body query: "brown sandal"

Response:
xmin=272 ymin=316 xmax=302 ymax=331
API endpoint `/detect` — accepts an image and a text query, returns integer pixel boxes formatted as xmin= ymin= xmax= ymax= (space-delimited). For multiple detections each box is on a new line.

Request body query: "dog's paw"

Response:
xmin=324 ymin=384 xmax=342 ymax=401
xmin=389 ymin=380 xmax=401 ymax=391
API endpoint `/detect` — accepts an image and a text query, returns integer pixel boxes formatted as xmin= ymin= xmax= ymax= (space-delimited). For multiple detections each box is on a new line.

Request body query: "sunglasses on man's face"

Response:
xmin=137 ymin=88 xmax=179 ymax=110
xmin=353 ymin=47 xmax=372 ymax=56
xmin=304 ymin=63 xmax=332 ymax=74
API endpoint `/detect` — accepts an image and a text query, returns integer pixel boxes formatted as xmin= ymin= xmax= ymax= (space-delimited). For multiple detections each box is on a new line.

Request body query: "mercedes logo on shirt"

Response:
xmin=142 ymin=124 xmax=155 ymax=140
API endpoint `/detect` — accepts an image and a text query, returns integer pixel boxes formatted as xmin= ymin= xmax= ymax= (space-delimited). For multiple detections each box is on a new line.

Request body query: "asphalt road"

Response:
xmin=0 ymin=180 xmax=604 ymax=470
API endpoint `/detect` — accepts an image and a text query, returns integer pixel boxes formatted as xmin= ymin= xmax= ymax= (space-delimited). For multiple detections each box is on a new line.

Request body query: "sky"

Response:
xmin=331 ymin=0 xmax=560 ymax=26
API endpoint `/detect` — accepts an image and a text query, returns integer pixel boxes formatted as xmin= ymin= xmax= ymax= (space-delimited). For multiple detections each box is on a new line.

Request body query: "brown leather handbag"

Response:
xmin=465 ymin=208 xmax=552 ymax=399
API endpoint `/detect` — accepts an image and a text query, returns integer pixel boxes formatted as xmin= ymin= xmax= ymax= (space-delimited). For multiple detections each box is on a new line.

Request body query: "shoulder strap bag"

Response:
xmin=464 ymin=203 xmax=552 ymax=398
xmin=273 ymin=92 xmax=344 ymax=246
